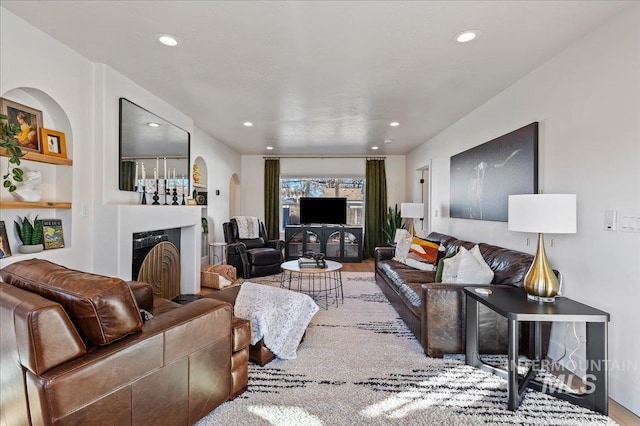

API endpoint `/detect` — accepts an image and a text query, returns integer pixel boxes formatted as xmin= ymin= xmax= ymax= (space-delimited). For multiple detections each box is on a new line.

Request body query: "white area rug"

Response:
xmin=196 ymin=272 xmax=615 ymax=425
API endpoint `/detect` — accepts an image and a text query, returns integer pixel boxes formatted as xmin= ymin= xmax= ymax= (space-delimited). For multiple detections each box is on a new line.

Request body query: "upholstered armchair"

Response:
xmin=223 ymin=218 xmax=285 ymax=278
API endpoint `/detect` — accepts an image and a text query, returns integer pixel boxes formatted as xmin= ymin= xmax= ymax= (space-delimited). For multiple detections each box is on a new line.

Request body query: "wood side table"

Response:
xmin=464 ymin=286 xmax=610 ymax=414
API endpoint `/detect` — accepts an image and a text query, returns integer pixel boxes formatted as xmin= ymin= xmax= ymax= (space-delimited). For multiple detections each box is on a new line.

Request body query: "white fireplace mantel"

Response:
xmin=116 ymin=205 xmax=202 ymax=294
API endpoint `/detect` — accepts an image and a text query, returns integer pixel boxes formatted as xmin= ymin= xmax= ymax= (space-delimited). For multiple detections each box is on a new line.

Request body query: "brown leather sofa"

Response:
xmin=0 ymin=259 xmax=250 ymax=426
xmin=375 ymin=232 xmax=549 ymax=358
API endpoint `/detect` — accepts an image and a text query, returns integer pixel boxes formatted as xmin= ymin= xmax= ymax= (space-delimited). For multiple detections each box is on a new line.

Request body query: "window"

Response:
xmin=281 ymin=178 xmax=364 ymax=228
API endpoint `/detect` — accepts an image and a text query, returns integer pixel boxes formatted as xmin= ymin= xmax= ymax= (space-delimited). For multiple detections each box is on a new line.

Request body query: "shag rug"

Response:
xmin=196 ymin=273 xmax=615 ymax=425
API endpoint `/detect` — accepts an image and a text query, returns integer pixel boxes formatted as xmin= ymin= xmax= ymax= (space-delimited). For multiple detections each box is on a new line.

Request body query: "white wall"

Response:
xmin=406 ymin=5 xmax=640 ymax=414
xmin=191 ymin=127 xmax=242 ymax=243
xmin=241 ymin=155 xmax=407 ymax=224
xmin=0 ymin=9 xmax=94 ymax=271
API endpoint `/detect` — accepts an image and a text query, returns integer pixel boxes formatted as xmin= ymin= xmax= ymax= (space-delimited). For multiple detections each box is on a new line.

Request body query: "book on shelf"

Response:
xmin=41 ymin=219 xmax=65 ymax=250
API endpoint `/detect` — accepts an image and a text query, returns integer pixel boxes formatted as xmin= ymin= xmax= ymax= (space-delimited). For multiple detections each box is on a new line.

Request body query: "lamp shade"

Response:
xmin=400 ymin=203 xmax=424 ymax=219
xmin=508 ymin=194 xmax=577 ymax=234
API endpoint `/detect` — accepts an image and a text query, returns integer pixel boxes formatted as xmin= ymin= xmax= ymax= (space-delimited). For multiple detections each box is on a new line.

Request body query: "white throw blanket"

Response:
xmin=233 ymin=216 xmax=260 ymax=239
xmin=235 ymin=282 xmax=319 ymax=360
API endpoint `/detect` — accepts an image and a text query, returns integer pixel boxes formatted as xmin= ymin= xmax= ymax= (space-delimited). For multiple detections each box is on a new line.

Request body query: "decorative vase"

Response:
xmin=18 ymin=244 xmax=44 ymax=254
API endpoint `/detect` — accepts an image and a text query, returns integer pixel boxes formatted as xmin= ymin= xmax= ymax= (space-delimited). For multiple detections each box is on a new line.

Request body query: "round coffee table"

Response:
xmin=280 ymin=259 xmax=343 ymax=309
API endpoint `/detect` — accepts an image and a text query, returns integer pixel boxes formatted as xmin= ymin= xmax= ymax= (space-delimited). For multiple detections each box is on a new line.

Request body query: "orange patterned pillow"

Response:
xmin=409 ymin=237 xmax=440 ymax=263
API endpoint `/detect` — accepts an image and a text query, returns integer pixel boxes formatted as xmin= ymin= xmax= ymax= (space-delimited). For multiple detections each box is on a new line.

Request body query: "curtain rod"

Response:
xmin=264 ymin=155 xmax=386 ymax=160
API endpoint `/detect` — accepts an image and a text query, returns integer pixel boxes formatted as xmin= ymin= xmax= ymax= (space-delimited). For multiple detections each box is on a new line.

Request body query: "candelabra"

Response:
xmin=141 ymin=185 xmax=147 ymax=205
xmin=164 ymin=179 xmax=170 ymax=205
xmin=152 ymin=179 xmax=160 ymax=205
xmin=181 ymin=192 xmax=186 ymax=205
xmin=172 ymin=187 xmax=179 ymax=205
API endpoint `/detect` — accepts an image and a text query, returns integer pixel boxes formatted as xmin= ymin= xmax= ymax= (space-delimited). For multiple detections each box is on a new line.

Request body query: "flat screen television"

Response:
xmin=299 ymin=197 xmax=347 ymax=224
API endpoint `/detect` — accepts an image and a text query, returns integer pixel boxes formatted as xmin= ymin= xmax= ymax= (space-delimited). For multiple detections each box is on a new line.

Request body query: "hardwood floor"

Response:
xmin=201 ymin=258 xmax=638 ymax=424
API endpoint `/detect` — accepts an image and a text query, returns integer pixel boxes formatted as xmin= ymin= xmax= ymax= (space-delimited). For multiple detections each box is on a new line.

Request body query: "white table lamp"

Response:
xmin=508 ymin=194 xmax=576 ymax=302
xmin=400 ymin=202 xmax=424 ymax=236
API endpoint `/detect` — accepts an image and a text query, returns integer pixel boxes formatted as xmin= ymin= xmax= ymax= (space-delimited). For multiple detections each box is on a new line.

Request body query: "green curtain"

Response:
xmin=120 ymin=160 xmax=135 ymax=191
xmin=364 ymin=159 xmax=387 ymax=259
xmin=264 ymin=158 xmax=280 ymax=240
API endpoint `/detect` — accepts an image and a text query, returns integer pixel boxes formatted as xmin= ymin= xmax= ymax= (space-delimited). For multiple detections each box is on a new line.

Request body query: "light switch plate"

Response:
xmin=605 ymin=210 xmax=617 ymax=231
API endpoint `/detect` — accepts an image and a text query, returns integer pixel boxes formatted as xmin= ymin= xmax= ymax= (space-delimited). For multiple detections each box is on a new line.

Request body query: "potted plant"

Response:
xmin=14 ymin=214 xmax=43 ymax=253
xmin=382 ymin=204 xmax=404 ymax=246
xmin=1 ymin=113 xmax=25 ymax=192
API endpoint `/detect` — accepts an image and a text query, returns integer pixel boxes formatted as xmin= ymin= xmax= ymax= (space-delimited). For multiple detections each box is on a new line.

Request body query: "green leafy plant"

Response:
xmin=382 ymin=204 xmax=404 ymax=245
xmin=14 ymin=215 xmax=43 ymax=245
xmin=1 ymin=113 xmax=24 ymax=192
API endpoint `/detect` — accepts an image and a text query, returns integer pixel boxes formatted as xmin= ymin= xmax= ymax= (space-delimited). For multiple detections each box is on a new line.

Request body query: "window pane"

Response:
xmin=281 ymin=178 xmax=364 ymax=228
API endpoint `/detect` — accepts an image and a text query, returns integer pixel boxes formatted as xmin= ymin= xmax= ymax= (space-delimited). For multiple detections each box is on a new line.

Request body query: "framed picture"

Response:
xmin=40 ymin=128 xmax=67 ymax=158
xmin=0 ymin=97 xmax=43 ymax=152
xmin=450 ymin=122 xmax=538 ymax=222
xmin=41 ymin=219 xmax=65 ymax=250
xmin=0 ymin=221 xmax=12 ymax=259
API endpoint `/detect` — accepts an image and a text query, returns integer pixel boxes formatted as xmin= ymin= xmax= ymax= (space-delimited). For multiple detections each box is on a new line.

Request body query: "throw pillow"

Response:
xmin=455 ymin=247 xmax=494 ymax=284
xmin=441 ymin=248 xmax=464 ymax=283
xmin=469 ymin=244 xmax=494 ymax=278
xmin=435 ymin=249 xmax=458 ymax=283
xmin=393 ymin=229 xmax=412 ymax=260
xmin=409 ymin=236 xmax=440 ymax=263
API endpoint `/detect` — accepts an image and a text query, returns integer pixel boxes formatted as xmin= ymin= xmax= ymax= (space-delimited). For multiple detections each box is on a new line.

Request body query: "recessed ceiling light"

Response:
xmin=266 ymin=146 xmax=274 ymax=150
xmin=147 ymin=122 xmax=160 ymax=127
xmin=243 ymin=122 xmax=254 ymax=127
xmin=157 ymin=34 xmax=180 ymax=47
xmin=371 ymin=146 xmax=379 ymax=150
xmin=454 ymin=30 xmax=480 ymax=43
xmin=389 ymin=122 xmax=400 ymax=127
xmin=384 ymin=139 xmax=392 ymax=144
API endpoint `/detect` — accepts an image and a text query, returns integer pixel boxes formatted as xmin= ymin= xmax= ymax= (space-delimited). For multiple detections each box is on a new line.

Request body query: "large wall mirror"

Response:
xmin=119 ymin=98 xmax=190 ymax=194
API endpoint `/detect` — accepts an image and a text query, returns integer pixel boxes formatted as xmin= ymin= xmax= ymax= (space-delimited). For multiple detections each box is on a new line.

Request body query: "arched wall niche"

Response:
xmin=193 ymin=156 xmax=207 ymax=190
xmin=0 ymin=86 xmax=74 ymax=252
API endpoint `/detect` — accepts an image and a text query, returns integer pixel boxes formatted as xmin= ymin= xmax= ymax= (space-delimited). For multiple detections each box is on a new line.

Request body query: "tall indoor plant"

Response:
xmin=382 ymin=204 xmax=404 ymax=245
xmin=1 ymin=113 xmax=25 ymax=192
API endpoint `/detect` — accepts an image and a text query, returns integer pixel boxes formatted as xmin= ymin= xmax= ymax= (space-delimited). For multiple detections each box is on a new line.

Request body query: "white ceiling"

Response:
xmin=2 ymin=1 xmax=631 ymax=155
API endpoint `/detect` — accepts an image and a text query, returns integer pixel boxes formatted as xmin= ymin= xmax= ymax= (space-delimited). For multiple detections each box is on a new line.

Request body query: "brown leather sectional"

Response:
xmin=0 ymin=259 xmax=249 ymax=426
xmin=375 ymin=232 xmax=549 ymax=358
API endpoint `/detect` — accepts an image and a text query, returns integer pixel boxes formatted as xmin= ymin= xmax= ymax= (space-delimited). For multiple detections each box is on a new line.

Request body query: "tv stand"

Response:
xmin=285 ymin=225 xmax=362 ymax=262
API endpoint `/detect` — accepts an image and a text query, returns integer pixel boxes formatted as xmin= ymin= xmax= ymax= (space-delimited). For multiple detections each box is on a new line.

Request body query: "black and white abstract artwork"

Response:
xmin=450 ymin=122 xmax=538 ymax=222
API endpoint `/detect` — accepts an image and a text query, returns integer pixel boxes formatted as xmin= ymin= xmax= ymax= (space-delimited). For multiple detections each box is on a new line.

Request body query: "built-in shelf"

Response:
xmin=193 ymin=183 xmax=207 ymax=189
xmin=0 ymin=148 xmax=73 ymax=166
xmin=0 ymin=201 xmax=72 ymax=209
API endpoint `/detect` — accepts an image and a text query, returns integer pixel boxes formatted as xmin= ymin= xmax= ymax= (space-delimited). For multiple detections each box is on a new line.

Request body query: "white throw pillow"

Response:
xmin=455 ymin=246 xmax=494 ymax=284
xmin=441 ymin=248 xmax=464 ymax=282
xmin=394 ymin=229 xmax=412 ymax=260
xmin=469 ymin=244 xmax=494 ymax=278
xmin=394 ymin=257 xmax=436 ymax=271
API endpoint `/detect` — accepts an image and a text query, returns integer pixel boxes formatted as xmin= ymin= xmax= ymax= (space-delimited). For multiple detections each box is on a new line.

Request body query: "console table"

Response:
xmin=464 ymin=286 xmax=610 ymax=415
xmin=284 ymin=225 xmax=363 ymax=262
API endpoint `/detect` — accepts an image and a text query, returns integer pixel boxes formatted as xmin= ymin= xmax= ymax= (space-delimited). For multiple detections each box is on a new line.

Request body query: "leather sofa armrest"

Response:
xmin=374 ymin=247 xmax=395 ymax=262
xmin=265 ymin=239 xmax=285 ymax=251
xmin=421 ymin=283 xmax=514 ymax=357
xmin=127 ymin=281 xmax=153 ymax=311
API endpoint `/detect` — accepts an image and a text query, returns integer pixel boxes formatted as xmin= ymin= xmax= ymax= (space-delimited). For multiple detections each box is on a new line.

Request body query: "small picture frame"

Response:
xmin=40 ymin=128 xmax=67 ymax=158
xmin=0 ymin=97 xmax=43 ymax=152
xmin=0 ymin=221 xmax=12 ymax=259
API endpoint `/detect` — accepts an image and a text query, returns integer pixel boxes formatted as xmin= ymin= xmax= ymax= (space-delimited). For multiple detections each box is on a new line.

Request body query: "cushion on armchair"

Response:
xmin=0 ymin=259 xmax=143 ymax=346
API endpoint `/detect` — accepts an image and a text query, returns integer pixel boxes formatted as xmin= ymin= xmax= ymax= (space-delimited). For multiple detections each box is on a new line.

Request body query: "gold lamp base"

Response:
xmin=523 ymin=233 xmax=558 ymax=303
